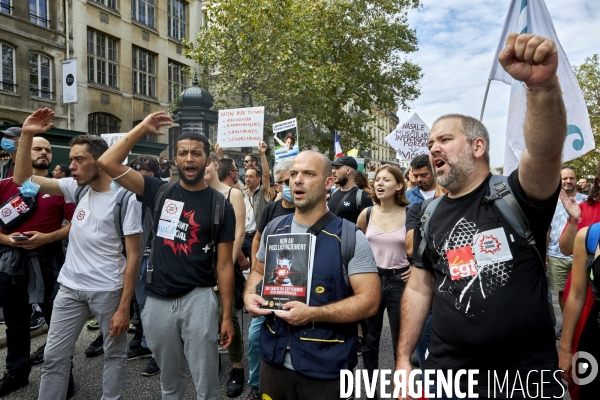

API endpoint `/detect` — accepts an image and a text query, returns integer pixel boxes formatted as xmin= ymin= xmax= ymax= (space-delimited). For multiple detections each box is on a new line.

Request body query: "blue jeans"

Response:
xmin=363 ymin=272 xmax=406 ymax=376
xmin=416 ymin=311 xmax=432 ymax=369
xmin=247 ymin=316 xmax=265 ymax=387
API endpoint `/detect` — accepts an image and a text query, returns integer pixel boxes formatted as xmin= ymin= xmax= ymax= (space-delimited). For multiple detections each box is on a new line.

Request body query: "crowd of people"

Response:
xmin=0 ymin=31 xmax=597 ymax=400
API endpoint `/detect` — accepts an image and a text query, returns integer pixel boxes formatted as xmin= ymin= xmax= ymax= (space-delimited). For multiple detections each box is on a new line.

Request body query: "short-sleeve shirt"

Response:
xmin=138 ymin=176 xmax=235 ymax=299
xmin=547 ymin=192 xmax=586 ymax=259
xmin=58 ymin=178 xmax=143 ymax=291
xmin=0 ymin=177 xmax=75 ymax=236
xmin=413 ymin=171 xmax=562 ymax=398
xmin=256 ymin=199 xmax=295 ymax=234
xmin=327 ymin=186 xmax=373 ymax=223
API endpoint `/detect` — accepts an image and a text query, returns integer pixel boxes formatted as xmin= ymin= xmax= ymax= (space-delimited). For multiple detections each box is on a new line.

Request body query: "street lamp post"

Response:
xmin=171 ymin=73 xmax=218 ymax=140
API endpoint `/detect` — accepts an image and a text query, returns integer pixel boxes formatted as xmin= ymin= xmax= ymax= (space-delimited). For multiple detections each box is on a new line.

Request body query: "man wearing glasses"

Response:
xmin=241 ymin=143 xmax=271 ymax=270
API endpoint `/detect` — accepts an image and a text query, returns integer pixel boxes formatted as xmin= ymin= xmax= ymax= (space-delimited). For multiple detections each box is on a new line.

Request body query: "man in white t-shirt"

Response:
xmin=12 ymin=108 xmax=143 ymax=400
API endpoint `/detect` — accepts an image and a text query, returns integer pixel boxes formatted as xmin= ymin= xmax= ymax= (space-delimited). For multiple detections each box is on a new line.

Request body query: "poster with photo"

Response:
xmin=273 ymin=118 xmax=299 ymax=162
xmin=261 ymin=233 xmax=315 ymax=311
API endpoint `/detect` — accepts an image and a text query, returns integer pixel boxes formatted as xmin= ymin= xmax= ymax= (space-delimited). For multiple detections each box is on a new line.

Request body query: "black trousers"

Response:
xmin=0 ymin=250 xmax=63 ymax=377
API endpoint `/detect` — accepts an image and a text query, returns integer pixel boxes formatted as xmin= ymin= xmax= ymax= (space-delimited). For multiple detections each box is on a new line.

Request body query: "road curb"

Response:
xmin=0 ymin=323 xmax=48 ymax=350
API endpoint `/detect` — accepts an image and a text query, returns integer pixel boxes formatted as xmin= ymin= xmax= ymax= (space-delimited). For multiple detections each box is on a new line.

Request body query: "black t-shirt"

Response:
xmin=157 ymin=164 xmax=171 ymax=179
xmin=138 ymin=176 xmax=235 ymax=299
xmin=328 ymin=186 xmax=373 ymax=224
xmin=257 ymin=199 xmax=295 ymax=234
xmin=406 ymin=200 xmax=424 ymax=232
xmin=414 ymin=171 xmax=562 ymax=398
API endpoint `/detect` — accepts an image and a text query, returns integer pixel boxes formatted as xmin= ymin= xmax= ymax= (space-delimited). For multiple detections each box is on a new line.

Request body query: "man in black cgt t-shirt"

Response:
xmin=397 ymin=33 xmax=566 ymax=399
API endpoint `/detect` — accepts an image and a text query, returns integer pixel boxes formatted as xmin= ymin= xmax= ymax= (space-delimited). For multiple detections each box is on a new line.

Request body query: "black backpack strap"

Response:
xmin=113 ymin=189 xmax=134 ymax=244
xmin=340 ymin=218 xmax=356 ymax=284
xmin=147 ymin=181 xmax=178 ymax=283
xmin=74 ymin=185 xmax=90 ymax=206
xmin=365 ymin=206 xmax=373 ymax=225
xmin=483 ymin=175 xmax=543 ymax=265
xmin=332 ymin=190 xmax=354 ymax=216
xmin=356 ymin=189 xmax=363 ymax=211
xmin=307 ymin=211 xmax=337 ymax=235
xmin=415 ymin=196 xmax=444 ymax=268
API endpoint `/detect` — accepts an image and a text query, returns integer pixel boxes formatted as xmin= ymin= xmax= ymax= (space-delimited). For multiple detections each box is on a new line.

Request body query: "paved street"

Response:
xmin=0 ymin=292 xmax=567 ymax=399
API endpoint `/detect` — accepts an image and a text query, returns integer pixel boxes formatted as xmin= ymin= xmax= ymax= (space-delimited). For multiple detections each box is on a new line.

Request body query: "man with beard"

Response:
xmin=329 ymin=156 xmax=373 ymax=224
xmin=577 ymin=177 xmax=590 ymax=195
xmin=404 ymin=154 xmax=436 ymax=207
xmin=0 ymin=136 xmax=74 ymax=397
xmin=241 ymin=143 xmax=271 ymax=269
xmin=12 ymin=108 xmax=143 ymax=400
xmin=547 ymin=167 xmax=586 ymax=330
xmin=97 ymin=112 xmax=236 ymax=399
xmin=245 ymin=151 xmax=379 ymax=400
xmin=396 ymin=33 xmax=566 ymax=399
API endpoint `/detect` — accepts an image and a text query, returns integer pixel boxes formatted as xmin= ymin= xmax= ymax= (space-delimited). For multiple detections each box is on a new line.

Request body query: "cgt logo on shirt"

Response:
xmin=446 ymin=246 xmax=478 ymax=281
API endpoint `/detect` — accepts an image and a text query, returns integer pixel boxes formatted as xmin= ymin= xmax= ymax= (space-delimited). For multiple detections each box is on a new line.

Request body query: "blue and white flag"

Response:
xmin=488 ymin=0 xmax=594 ymax=174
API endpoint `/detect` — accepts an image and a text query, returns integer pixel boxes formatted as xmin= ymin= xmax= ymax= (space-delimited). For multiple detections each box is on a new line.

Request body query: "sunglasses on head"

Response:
xmin=277 ymin=179 xmax=290 ymax=186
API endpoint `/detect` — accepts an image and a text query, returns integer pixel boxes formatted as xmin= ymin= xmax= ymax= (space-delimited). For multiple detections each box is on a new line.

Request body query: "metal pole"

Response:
xmin=65 ymin=0 xmax=71 ymax=130
xmin=479 ymin=79 xmax=491 ymax=122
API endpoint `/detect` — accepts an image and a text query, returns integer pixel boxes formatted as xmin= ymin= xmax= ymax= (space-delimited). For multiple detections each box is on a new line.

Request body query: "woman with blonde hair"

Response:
xmin=356 ymin=165 xmax=410 ymax=393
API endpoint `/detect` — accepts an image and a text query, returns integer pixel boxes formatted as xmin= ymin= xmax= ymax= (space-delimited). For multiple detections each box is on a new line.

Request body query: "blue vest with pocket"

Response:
xmin=259 ymin=214 xmax=358 ymax=380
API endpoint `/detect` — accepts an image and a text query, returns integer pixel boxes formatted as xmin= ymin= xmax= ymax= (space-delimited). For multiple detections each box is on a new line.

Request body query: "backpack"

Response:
xmin=74 ymin=185 xmax=134 ymax=249
xmin=263 ymin=211 xmax=356 ymax=282
xmin=584 ymin=222 xmax=600 ymax=300
xmin=415 ymin=175 xmax=555 ymax=322
xmin=331 ymin=187 xmax=364 ymax=216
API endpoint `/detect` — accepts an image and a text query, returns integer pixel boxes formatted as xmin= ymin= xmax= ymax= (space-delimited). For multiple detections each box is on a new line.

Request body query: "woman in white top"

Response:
xmin=356 ymin=165 xmax=410 ymax=386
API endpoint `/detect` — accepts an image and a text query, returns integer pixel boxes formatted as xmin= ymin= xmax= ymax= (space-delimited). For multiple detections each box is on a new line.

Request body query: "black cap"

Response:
xmin=0 ymin=127 xmax=21 ymax=137
xmin=332 ymin=156 xmax=358 ymax=170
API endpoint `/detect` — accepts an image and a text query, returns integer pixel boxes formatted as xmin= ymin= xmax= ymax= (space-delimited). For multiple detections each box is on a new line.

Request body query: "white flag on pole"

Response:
xmin=488 ymin=0 xmax=594 ymax=174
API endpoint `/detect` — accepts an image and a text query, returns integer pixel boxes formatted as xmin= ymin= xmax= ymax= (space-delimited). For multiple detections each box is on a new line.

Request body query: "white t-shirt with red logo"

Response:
xmin=58 ymin=178 xmax=142 ymax=291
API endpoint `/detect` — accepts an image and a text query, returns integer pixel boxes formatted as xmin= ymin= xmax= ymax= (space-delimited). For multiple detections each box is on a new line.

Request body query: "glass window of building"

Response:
xmin=167 ymin=0 xmax=187 ymax=41
xmin=132 ymin=0 xmax=155 ymax=28
xmin=29 ymin=53 xmax=52 ymax=99
xmin=168 ymin=61 xmax=187 ymax=103
xmin=0 ymin=43 xmax=16 ymax=93
xmin=88 ymin=112 xmax=120 ymax=135
xmin=87 ymin=29 xmax=118 ymax=87
xmin=29 ymin=0 xmax=49 ymax=27
xmin=132 ymin=47 xmax=156 ymax=98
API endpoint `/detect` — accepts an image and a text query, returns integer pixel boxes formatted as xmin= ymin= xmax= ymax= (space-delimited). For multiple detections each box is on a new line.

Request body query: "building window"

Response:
xmin=168 ymin=61 xmax=187 ymax=103
xmin=0 ymin=43 xmax=16 ymax=93
xmin=88 ymin=112 xmax=120 ymax=135
xmin=29 ymin=53 xmax=52 ymax=99
xmin=93 ymin=0 xmax=116 ymax=9
xmin=167 ymin=0 xmax=187 ymax=41
xmin=29 ymin=0 xmax=49 ymax=28
xmin=1 ymin=0 xmax=12 ymax=15
xmin=132 ymin=47 xmax=156 ymax=98
xmin=132 ymin=0 xmax=155 ymax=28
xmin=87 ymin=29 xmax=118 ymax=87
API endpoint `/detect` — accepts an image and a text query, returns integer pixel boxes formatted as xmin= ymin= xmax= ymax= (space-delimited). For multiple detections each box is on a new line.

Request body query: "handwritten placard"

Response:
xmin=217 ymin=107 xmax=265 ymax=148
xmin=385 ymin=113 xmax=430 ymax=162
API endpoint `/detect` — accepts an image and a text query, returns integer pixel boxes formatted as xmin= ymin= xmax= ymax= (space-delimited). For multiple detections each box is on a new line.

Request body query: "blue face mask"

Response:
xmin=19 ymin=177 xmax=41 ymax=197
xmin=110 ymin=180 xmax=121 ymax=193
xmin=1 ymin=138 xmax=17 ymax=153
xmin=281 ymin=185 xmax=293 ymax=202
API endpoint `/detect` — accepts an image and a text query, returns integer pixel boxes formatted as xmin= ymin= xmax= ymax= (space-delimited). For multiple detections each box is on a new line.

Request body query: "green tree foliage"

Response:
xmin=184 ymin=0 xmax=422 ymax=156
xmin=565 ymin=54 xmax=600 ymax=178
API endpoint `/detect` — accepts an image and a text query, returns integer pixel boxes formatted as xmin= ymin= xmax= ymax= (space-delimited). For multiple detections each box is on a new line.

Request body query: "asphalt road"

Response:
xmin=0 ymin=293 xmax=568 ymax=399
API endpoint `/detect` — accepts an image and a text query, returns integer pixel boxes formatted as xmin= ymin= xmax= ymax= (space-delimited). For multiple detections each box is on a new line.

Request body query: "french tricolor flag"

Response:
xmin=334 ymin=131 xmax=343 ymax=158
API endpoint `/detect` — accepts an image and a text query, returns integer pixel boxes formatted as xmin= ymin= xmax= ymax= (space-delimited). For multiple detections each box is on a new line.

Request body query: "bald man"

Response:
xmin=245 ymin=150 xmax=380 ymax=400
xmin=0 ymin=136 xmax=75 ymax=396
